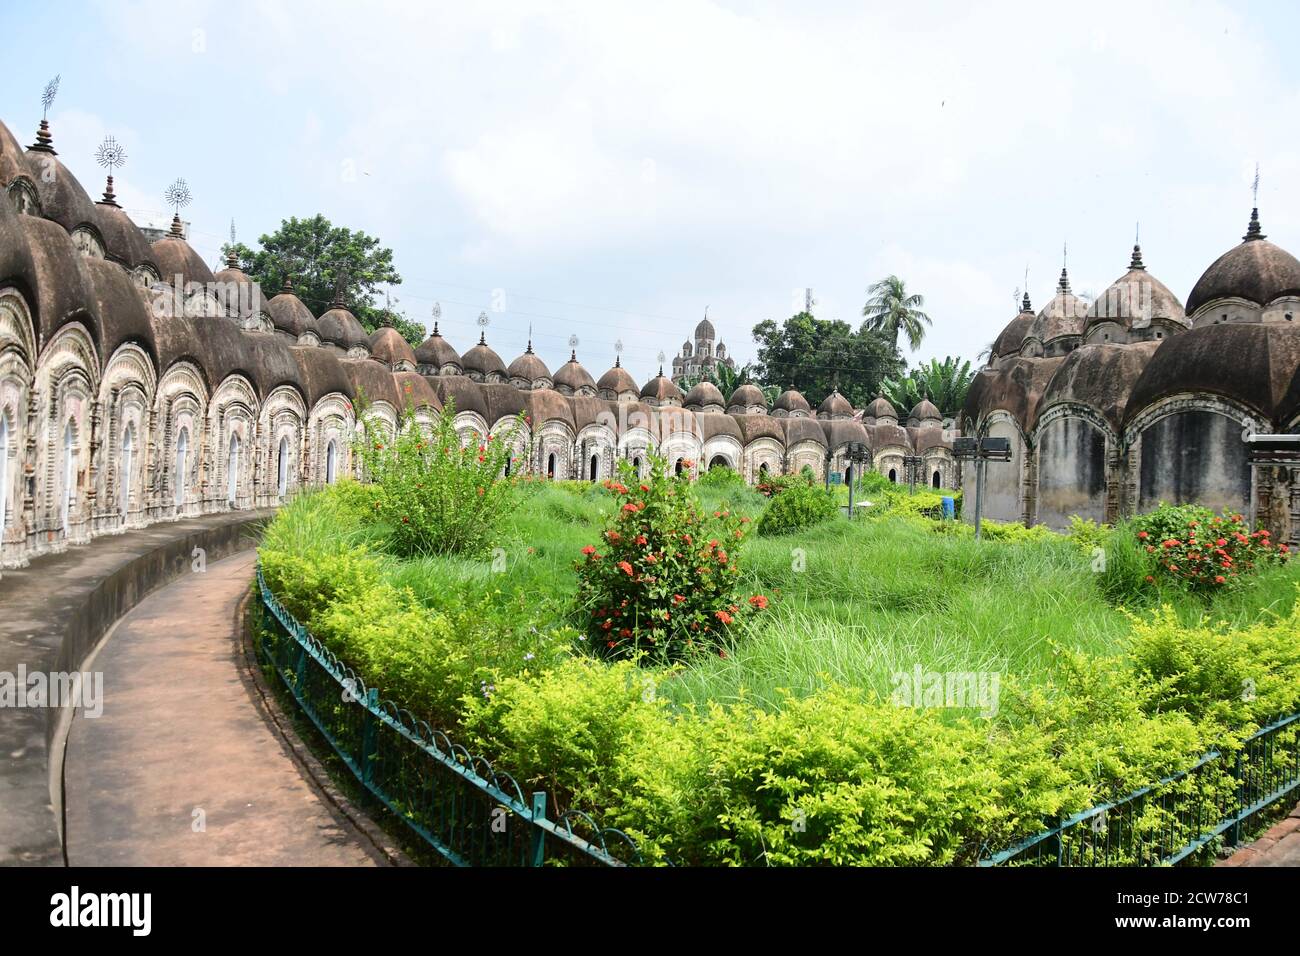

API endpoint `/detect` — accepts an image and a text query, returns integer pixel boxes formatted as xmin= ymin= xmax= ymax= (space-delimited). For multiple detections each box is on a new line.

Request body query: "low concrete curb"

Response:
xmin=0 ymin=511 xmax=274 ymax=866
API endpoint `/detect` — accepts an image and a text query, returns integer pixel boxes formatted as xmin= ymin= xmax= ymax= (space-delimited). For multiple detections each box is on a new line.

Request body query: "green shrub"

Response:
xmin=696 ymin=464 xmax=745 ymax=490
xmin=854 ymin=471 xmax=893 ymax=496
xmin=1126 ymin=601 xmax=1300 ymax=725
xmin=756 ymin=482 xmax=840 ymax=536
xmin=1066 ymin=515 xmax=1109 ymax=555
xmin=755 ymin=470 xmax=815 ymax=498
xmin=929 ymin=517 xmax=1054 ymax=543
xmin=1131 ymin=503 xmax=1290 ymax=592
xmin=574 ymin=455 xmax=767 ymax=662
xmin=353 ymin=396 xmax=523 ymax=558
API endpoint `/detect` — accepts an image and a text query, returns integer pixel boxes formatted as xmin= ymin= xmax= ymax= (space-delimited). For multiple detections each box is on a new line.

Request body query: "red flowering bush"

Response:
xmin=1131 ymin=503 xmax=1289 ymax=591
xmin=354 ymin=395 xmax=525 ymax=557
xmin=575 ymin=454 xmax=767 ymax=662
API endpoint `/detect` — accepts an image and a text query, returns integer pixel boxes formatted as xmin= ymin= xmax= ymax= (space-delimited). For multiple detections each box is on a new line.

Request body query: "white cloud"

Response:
xmin=15 ymin=0 xmax=1298 ymax=381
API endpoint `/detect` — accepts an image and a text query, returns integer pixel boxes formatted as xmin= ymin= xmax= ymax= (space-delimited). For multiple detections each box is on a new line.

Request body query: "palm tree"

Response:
xmin=862 ymin=276 xmax=932 ymax=353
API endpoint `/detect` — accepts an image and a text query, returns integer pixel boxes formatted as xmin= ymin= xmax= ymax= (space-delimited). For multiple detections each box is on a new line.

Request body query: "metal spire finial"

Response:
xmin=94 ymin=134 xmax=126 ymax=206
xmin=476 ymin=311 xmax=489 ymax=345
xmin=164 ymin=178 xmax=192 ymax=238
xmin=1245 ymin=165 xmax=1265 ymax=241
xmin=1129 ymin=222 xmax=1145 ymax=270
xmin=31 ymin=75 xmax=60 ymax=153
xmin=226 ymin=219 xmax=239 ymax=269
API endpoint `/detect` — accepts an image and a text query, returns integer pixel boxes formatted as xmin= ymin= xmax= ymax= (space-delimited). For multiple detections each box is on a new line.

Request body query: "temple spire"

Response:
xmin=1129 ymin=224 xmax=1145 ymax=270
xmin=1244 ymin=207 xmax=1265 ymax=242
xmin=30 ymin=75 xmax=60 ymax=154
xmin=1245 ymin=164 xmax=1266 ymax=241
xmin=94 ymin=134 xmax=126 ymax=207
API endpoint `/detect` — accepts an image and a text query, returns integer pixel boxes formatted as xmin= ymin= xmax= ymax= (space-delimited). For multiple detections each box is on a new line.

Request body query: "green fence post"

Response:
xmin=530 ymin=791 xmax=548 ymax=867
xmin=1229 ymin=750 xmax=1245 ymax=847
xmin=1046 ymin=816 xmax=1063 ymax=866
xmin=293 ymin=638 xmax=307 ymax=691
xmin=361 ymin=687 xmax=380 ymax=787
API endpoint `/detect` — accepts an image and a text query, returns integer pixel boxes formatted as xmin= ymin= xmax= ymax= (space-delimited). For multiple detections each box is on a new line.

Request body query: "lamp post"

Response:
xmin=844 ymin=441 xmax=871 ymax=518
xmin=952 ymin=436 xmax=1012 ymax=540
xmin=902 ymin=454 xmax=924 ymax=496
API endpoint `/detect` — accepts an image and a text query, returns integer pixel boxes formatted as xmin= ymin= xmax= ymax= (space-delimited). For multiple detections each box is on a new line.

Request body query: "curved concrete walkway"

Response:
xmin=63 ymin=550 xmax=384 ymax=866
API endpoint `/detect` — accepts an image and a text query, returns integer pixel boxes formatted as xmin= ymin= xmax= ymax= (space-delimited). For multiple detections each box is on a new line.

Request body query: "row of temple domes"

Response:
xmin=989 ymin=216 xmax=1300 ymax=364
xmin=969 ymin=208 xmax=1300 ymax=432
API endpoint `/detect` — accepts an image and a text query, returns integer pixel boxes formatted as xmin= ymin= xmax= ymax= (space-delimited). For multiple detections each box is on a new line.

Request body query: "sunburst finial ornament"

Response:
xmin=94 ymin=134 xmax=127 ymax=206
xmin=430 ymin=301 xmax=441 ymax=335
xmin=164 ymin=178 xmax=192 ymax=238
xmin=476 ymin=310 xmax=490 ymax=345
xmin=31 ymin=74 xmax=61 ymax=153
xmin=41 ymin=75 xmax=60 ymax=118
xmin=614 ymin=338 xmax=624 ymax=367
xmin=657 ymin=350 xmax=667 ymax=376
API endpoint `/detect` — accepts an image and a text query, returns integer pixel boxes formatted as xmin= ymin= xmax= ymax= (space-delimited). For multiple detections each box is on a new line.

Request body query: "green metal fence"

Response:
xmin=254 ymin=567 xmax=642 ymax=867
xmin=979 ymin=711 xmax=1300 ymax=866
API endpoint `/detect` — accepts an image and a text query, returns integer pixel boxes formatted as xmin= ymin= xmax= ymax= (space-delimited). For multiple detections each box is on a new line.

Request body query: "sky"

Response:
xmin=3 ymin=0 xmax=1299 ymax=384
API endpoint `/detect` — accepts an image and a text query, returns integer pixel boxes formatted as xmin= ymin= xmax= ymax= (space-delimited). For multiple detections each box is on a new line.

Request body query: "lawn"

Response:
xmin=257 ymin=462 xmax=1300 ymax=865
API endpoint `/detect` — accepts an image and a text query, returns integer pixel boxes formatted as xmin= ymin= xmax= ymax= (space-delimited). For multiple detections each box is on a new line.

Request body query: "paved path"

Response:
xmin=63 ymin=550 xmax=384 ymax=866
xmin=1220 ymin=802 xmax=1300 ymax=867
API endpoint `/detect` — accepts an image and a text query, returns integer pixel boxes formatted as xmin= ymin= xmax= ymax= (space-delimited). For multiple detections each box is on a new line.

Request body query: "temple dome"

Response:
xmin=507 ymin=345 xmax=551 ymax=382
xmin=684 ymin=380 xmax=724 ymax=408
xmin=910 ymin=397 xmax=942 ymax=423
xmin=1185 ymin=211 xmax=1300 ymax=316
xmin=695 ymin=315 xmax=715 ymax=340
xmin=1126 ymin=322 xmax=1300 ymax=422
xmin=553 ymin=351 xmax=596 ymax=392
xmin=819 ymin=389 xmax=855 ymax=419
xmin=728 ymin=383 xmax=766 ymax=410
xmin=640 ymin=371 xmax=684 ymax=404
xmin=772 ymin=387 xmax=810 ymax=414
xmin=369 ymin=324 xmax=417 ymax=369
xmin=461 ymin=334 xmax=507 ymax=378
xmin=1086 ymin=244 xmax=1186 ymax=332
xmin=864 ymin=394 xmax=897 ymax=420
xmin=267 ymin=286 xmax=317 ymax=339
xmin=1027 ymin=268 xmax=1087 ymax=344
xmin=415 ymin=325 xmax=461 ymax=370
xmin=317 ymin=304 xmax=370 ymax=351
xmin=991 ymin=293 xmax=1036 ymax=358
xmin=596 ymin=359 xmax=638 ymax=395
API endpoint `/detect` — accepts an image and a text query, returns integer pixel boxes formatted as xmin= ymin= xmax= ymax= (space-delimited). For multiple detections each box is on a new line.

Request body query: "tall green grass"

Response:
xmin=268 ymin=480 xmax=1300 ymax=720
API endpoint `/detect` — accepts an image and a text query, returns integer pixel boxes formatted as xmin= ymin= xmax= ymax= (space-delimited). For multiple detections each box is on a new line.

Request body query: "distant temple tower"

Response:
xmin=671 ymin=309 xmax=736 ymax=384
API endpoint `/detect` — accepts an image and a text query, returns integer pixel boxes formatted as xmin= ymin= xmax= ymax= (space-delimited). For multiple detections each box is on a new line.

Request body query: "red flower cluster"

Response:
xmin=1133 ymin=505 xmax=1288 ymax=591
xmin=575 ymin=455 xmax=761 ymax=662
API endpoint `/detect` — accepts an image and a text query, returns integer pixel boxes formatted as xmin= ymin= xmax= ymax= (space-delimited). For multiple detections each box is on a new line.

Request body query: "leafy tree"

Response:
xmin=862 ymin=275 xmax=932 ymax=353
xmin=222 ymin=214 xmax=423 ymax=344
xmin=750 ymin=312 xmax=904 ymax=408
xmin=879 ymin=356 xmax=976 ymax=419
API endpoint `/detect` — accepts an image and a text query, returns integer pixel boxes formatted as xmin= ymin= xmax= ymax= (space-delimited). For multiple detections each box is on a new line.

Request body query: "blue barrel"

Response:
xmin=941 ymin=496 xmax=956 ymax=519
